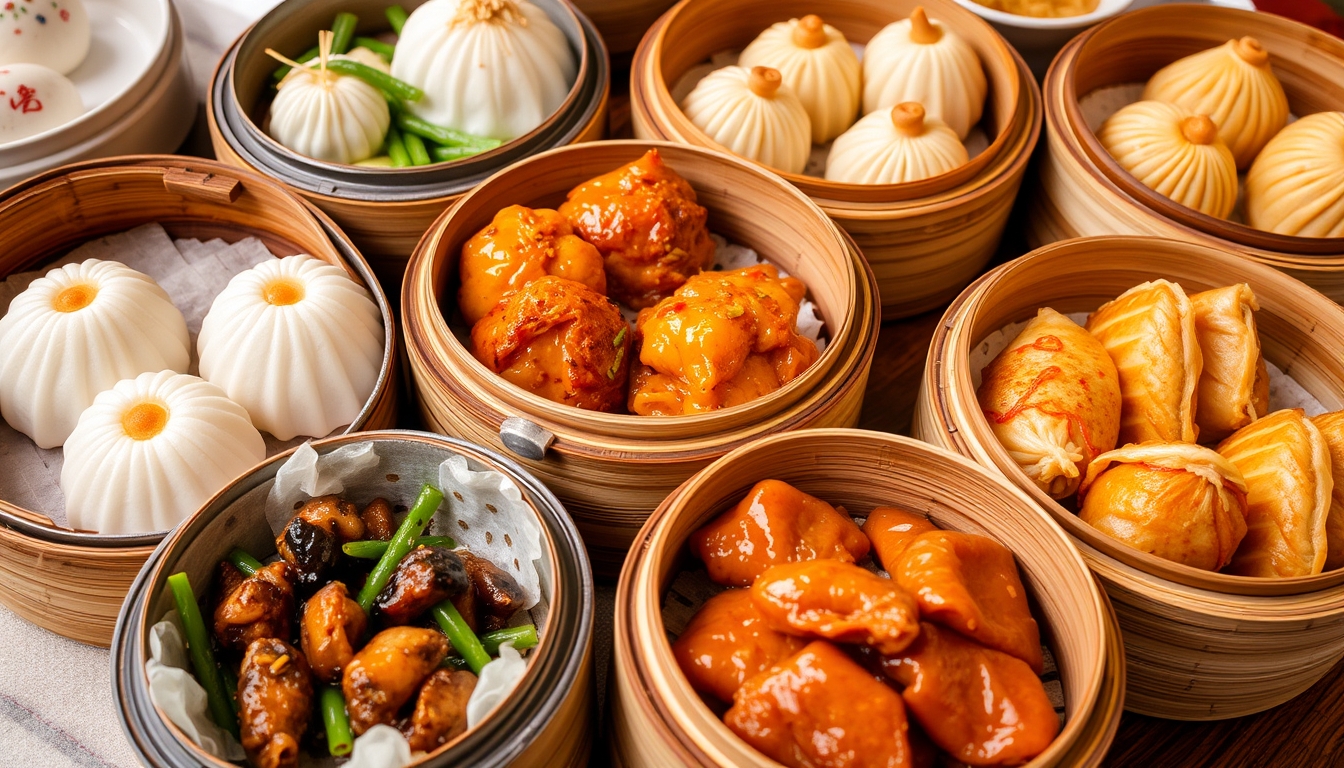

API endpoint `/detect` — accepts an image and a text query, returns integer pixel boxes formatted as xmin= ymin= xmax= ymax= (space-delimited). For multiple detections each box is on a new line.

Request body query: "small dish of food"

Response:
xmin=950 ymin=0 xmax=1131 ymax=77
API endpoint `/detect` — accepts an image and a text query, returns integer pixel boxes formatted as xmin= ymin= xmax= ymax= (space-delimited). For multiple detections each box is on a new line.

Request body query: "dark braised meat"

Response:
xmin=238 ymin=638 xmax=313 ymax=768
xmin=342 ymin=626 xmax=449 ymax=735
xmin=299 ymin=581 xmax=367 ymax=683
xmin=276 ymin=496 xmax=366 ymax=586
xmin=374 ymin=546 xmax=470 ymax=626
xmin=213 ymin=561 xmax=296 ymax=651
xmin=360 ymin=498 xmax=396 ymax=541
xmin=458 ymin=550 xmax=526 ymax=632
xmin=403 ymin=668 xmax=478 ymax=752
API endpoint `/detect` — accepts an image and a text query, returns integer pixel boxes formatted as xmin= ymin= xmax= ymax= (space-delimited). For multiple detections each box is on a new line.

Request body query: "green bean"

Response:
xmin=220 ymin=662 xmax=240 ymax=718
xmin=385 ymin=4 xmax=408 ymax=35
xmin=167 ymin=573 xmax=238 ymax=736
xmin=272 ymin=45 xmax=319 ymax=81
xmin=431 ymin=601 xmax=491 ymax=675
xmin=330 ymin=12 xmax=359 ymax=55
xmin=396 ymin=112 xmax=501 ymax=150
xmin=325 ymin=59 xmax=423 ymax=102
xmin=385 ymin=127 xmax=411 ymax=168
xmin=403 ymin=130 xmax=432 ymax=166
xmin=319 ymin=685 xmax=355 ymax=756
xmin=353 ymin=36 xmax=395 ymax=60
xmin=342 ymin=535 xmax=456 ymax=559
xmin=354 ymin=155 xmax=394 ymax=168
xmin=227 ymin=548 xmax=263 ymax=576
xmin=440 ymin=655 xmax=470 ymax=671
xmin=430 ymin=145 xmax=488 ymax=163
xmin=356 ymin=483 xmax=444 ymax=613
xmin=481 ymin=624 xmax=538 ymax=656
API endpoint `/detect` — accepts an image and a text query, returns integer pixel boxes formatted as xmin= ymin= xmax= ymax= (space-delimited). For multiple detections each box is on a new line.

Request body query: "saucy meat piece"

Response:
xmin=691 ymin=479 xmax=871 ymax=587
xmin=238 ymin=638 xmax=313 ymax=768
xmin=558 ymin=149 xmax=714 ymax=309
xmin=403 ymin=668 xmax=479 ymax=752
xmin=300 ymin=581 xmax=367 ymax=683
xmin=470 ymin=276 xmax=632 ymax=412
xmin=458 ymin=549 xmax=526 ymax=631
xmin=725 ymin=641 xmax=914 ymax=768
xmin=881 ymin=623 xmax=1059 ymax=766
xmin=360 ymin=498 xmax=396 ymax=541
xmin=374 ymin=546 xmax=470 ymax=625
xmin=628 ymin=265 xmax=820 ymax=416
xmin=213 ymin=561 xmax=296 ymax=651
xmin=343 ymin=627 xmax=450 ymax=735
xmin=895 ymin=531 xmax=1043 ymax=673
xmin=458 ymin=204 xmax=607 ymax=325
xmin=751 ymin=560 xmax=920 ymax=655
xmin=277 ymin=496 xmax=366 ymax=586
xmin=671 ymin=588 xmax=806 ymax=703
xmin=862 ymin=507 xmax=938 ymax=573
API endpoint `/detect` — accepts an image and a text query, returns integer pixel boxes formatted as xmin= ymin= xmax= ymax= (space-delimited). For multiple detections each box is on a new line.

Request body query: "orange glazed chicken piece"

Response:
xmin=882 ymin=623 xmax=1059 ymax=767
xmin=238 ymin=638 xmax=313 ymax=768
xmin=471 ymin=276 xmax=632 ymax=411
xmin=558 ymin=149 xmax=715 ymax=308
xmin=725 ymin=641 xmax=915 ymax=768
xmin=895 ymin=531 xmax=1043 ymax=673
xmin=671 ymin=588 xmax=808 ymax=703
xmin=691 ymin=479 xmax=871 ymax=586
xmin=752 ymin=560 xmax=920 ymax=655
xmin=862 ymin=507 xmax=939 ymax=572
xmin=628 ymin=265 xmax=820 ymax=416
xmin=300 ymin=580 xmax=368 ymax=683
xmin=458 ymin=205 xmax=607 ymax=325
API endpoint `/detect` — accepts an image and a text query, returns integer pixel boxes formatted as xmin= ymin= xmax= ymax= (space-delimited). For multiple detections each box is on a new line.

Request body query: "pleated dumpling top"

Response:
xmin=738 ymin=15 xmax=861 ymax=144
xmin=826 ymin=102 xmax=969 ymax=184
xmin=268 ymin=33 xmax=391 ymax=165
xmin=1098 ymin=101 xmax=1238 ymax=219
xmin=861 ymin=7 xmax=987 ymax=140
xmin=61 ymin=371 xmax=265 ymax=534
xmin=681 ymin=65 xmax=812 ymax=174
xmin=198 ymin=254 xmax=383 ymax=440
xmin=0 ymin=259 xmax=189 ymax=449
xmin=1246 ymin=112 xmax=1344 ymax=238
xmin=1143 ymin=37 xmax=1288 ymax=169
xmin=391 ymin=0 xmax=577 ymax=142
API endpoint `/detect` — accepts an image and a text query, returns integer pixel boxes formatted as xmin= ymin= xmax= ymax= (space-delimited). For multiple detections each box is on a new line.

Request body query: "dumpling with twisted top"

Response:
xmin=557 ymin=149 xmax=715 ymax=308
xmin=457 ymin=205 xmax=607 ymax=325
xmin=471 ymin=276 xmax=632 ymax=411
xmin=628 ymin=265 xmax=820 ymax=416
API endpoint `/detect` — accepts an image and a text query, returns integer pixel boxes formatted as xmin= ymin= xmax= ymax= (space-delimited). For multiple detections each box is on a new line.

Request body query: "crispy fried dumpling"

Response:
xmin=1312 ymin=411 xmax=1344 ymax=571
xmin=1087 ymin=280 xmax=1202 ymax=445
xmin=1078 ymin=442 xmax=1249 ymax=571
xmin=977 ymin=308 xmax=1121 ymax=499
xmin=1218 ymin=409 xmax=1332 ymax=578
xmin=1190 ymin=284 xmax=1269 ymax=443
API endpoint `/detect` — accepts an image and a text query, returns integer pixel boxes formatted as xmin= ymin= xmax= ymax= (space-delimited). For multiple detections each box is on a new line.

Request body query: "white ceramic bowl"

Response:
xmin=952 ymin=0 xmax=1132 ymax=76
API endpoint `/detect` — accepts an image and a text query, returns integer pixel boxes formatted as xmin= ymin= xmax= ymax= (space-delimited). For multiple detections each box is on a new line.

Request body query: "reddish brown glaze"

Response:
xmin=671 ymin=588 xmax=807 ymax=703
xmin=751 ymin=560 xmax=920 ymax=655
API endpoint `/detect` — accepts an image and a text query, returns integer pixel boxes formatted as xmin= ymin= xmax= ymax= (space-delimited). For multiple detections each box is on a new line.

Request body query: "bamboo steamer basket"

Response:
xmin=611 ymin=429 xmax=1124 ymax=767
xmin=572 ymin=0 xmax=676 ymax=55
xmin=630 ymin=0 xmax=1042 ymax=318
xmin=113 ymin=430 xmax=594 ymax=767
xmin=1031 ymin=4 xmax=1344 ymax=302
xmin=913 ymin=235 xmax=1344 ymax=719
xmin=0 ymin=156 xmax=398 ymax=647
xmin=208 ymin=0 xmax=610 ymax=292
xmin=404 ymin=140 xmax=880 ymax=577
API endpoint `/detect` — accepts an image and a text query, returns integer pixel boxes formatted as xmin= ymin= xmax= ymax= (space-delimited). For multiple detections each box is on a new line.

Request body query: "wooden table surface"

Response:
xmin=863 ymin=311 xmax=1344 ymax=767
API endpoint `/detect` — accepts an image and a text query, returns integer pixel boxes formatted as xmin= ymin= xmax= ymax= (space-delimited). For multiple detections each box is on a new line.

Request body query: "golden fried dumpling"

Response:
xmin=470 ymin=276 xmax=632 ymax=411
xmin=628 ymin=265 xmax=819 ymax=415
xmin=457 ymin=205 xmax=607 ymax=325
xmin=1087 ymin=280 xmax=1203 ymax=445
xmin=1190 ymin=284 xmax=1269 ymax=443
xmin=1078 ymin=442 xmax=1249 ymax=571
xmin=1219 ymin=409 xmax=1332 ymax=578
xmin=1097 ymin=102 xmax=1238 ymax=219
xmin=977 ymin=308 xmax=1121 ymax=499
xmin=1311 ymin=411 xmax=1344 ymax=571
xmin=1245 ymin=112 xmax=1344 ymax=238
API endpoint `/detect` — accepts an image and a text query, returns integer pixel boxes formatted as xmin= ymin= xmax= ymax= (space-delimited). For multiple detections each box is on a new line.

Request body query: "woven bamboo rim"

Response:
xmin=630 ymin=0 xmax=1020 ymax=204
xmin=0 ymin=156 xmax=397 ymax=647
xmin=403 ymin=140 xmax=880 ymax=573
xmin=611 ymin=429 xmax=1122 ymax=766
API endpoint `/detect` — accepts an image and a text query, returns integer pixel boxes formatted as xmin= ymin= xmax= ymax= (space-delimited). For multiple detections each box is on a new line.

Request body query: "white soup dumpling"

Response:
xmin=1245 ymin=112 xmax=1344 ymax=238
xmin=61 ymin=371 xmax=265 ymax=534
xmin=269 ymin=48 xmax=390 ymax=165
xmin=0 ymin=0 xmax=90 ymax=75
xmin=861 ymin=6 xmax=987 ymax=140
xmin=1098 ymin=101 xmax=1238 ymax=219
xmin=0 ymin=63 xmax=84 ymax=145
xmin=0 ymin=259 xmax=189 ymax=449
xmin=391 ymin=0 xmax=577 ymax=142
xmin=198 ymin=254 xmax=383 ymax=441
xmin=681 ymin=65 xmax=812 ymax=174
xmin=738 ymin=15 xmax=860 ymax=144
xmin=825 ymin=102 xmax=968 ymax=184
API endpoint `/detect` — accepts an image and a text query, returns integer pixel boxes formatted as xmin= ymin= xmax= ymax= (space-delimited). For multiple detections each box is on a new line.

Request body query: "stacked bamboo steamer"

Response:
xmin=629 ymin=0 xmax=1041 ymax=319
xmin=0 ymin=157 xmax=398 ymax=647
xmin=403 ymin=140 xmax=879 ymax=577
xmin=1031 ymin=5 xmax=1344 ymax=302
xmin=914 ymin=235 xmax=1344 ymax=719
xmin=611 ymin=429 xmax=1125 ymax=766
xmin=209 ymin=0 xmax=610 ymax=291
